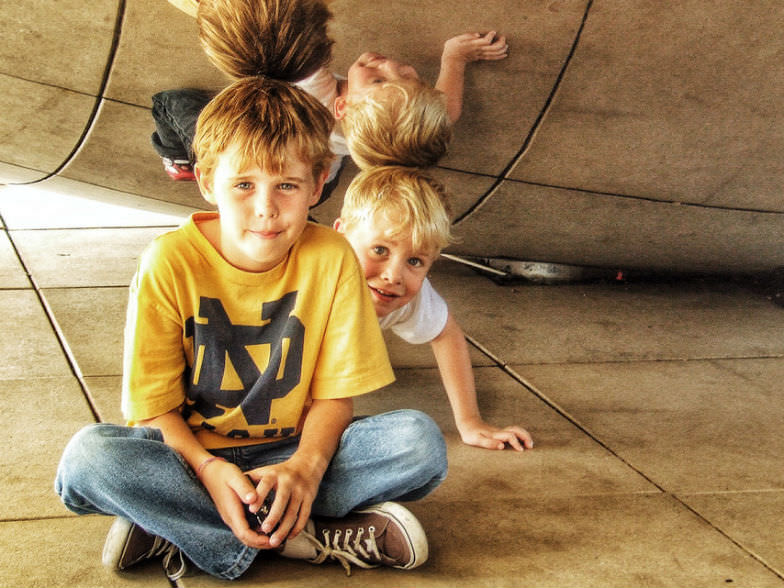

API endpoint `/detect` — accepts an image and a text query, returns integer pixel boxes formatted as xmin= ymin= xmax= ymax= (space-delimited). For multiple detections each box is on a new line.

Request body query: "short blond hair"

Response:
xmin=340 ymin=166 xmax=453 ymax=254
xmin=342 ymin=82 xmax=452 ymax=169
xmin=193 ymin=77 xmax=334 ymax=186
xmin=197 ymin=0 xmax=333 ymax=81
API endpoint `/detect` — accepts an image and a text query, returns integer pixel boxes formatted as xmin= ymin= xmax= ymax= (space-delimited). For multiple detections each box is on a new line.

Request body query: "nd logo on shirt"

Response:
xmin=184 ymin=291 xmax=305 ymax=438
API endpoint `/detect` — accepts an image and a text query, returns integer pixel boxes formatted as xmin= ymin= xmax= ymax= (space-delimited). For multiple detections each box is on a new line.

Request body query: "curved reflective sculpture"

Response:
xmin=2 ymin=0 xmax=782 ymax=274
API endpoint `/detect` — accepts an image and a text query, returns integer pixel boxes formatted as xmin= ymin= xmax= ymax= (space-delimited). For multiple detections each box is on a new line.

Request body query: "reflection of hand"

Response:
xmin=443 ymin=32 xmax=509 ymax=64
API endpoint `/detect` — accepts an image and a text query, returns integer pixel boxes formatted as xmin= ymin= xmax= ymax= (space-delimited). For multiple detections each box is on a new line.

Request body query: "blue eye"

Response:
xmin=408 ymin=257 xmax=424 ymax=267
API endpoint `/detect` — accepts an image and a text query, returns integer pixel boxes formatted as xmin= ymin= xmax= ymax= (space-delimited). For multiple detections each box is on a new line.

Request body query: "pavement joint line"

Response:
xmin=1 ymin=212 xmax=102 ymax=423
xmin=467 ymin=330 xmax=784 ymax=582
xmin=454 ymin=0 xmax=596 ymax=224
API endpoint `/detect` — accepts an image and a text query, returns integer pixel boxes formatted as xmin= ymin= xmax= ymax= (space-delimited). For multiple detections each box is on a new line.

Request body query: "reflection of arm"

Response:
xmin=167 ymin=0 xmax=198 ymax=18
xmin=435 ymin=32 xmax=509 ymax=123
xmin=435 ymin=57 xmax=468 ymax=124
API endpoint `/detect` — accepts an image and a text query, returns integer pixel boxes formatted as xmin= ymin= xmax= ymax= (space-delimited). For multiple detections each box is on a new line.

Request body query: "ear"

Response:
xmin=332 ymin=217 xmax=343 ymax=232
xmin=308 ymin=169 xmax=330 ymax=206
xmin=333 ymin=95 xmax=348 ymax=120
xmin=194 ymin=163 xmax=216 ymax=206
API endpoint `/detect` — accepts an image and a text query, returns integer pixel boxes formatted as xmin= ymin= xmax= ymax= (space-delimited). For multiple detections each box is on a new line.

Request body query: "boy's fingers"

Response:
xmin=268 ymin=499 xmax=302 ymax=547
xmin=471 ymin=433 xmax=506 ymax=450
xmin=507 ymin=427 xmax=534 ymax=449
xmin=227 ymin=472 xmax=258 ymax=507
xmin=492 ymin=430 xmax=523 ymax=451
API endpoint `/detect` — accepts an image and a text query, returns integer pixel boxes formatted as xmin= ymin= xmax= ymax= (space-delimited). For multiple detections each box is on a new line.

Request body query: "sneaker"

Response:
xmin=162 ymin=158 xmax=195 ymax=181
xmin=102 ymin=517 xmax=187 ymax=581
xmin=279 ymin=502 xmax=428 ymax=575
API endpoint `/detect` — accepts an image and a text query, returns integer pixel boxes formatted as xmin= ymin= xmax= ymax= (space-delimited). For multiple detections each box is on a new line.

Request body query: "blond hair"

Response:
xmin=193 ymin=77 xmax=334 ymax=186
xmin=340 ymin=166 xmax=453 ymax=254
xmin=197 ymin=0 xmax=333 ymax=81
xmin=342 ymin=81 xmax=452 ymax=170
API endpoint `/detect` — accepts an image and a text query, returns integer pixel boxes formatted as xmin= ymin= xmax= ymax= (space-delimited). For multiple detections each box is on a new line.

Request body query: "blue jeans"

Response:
xmin=54 ymin=410 xmax=447 ymax=580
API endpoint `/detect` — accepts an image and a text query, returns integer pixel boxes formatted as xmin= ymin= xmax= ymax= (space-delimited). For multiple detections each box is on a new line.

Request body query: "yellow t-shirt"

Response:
xmin=122 ymin=212 xmax=394 ymax=448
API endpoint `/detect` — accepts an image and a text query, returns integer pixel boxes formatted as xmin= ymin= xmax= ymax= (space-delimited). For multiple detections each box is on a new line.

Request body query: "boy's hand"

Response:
xmin=442 ymin=31 xmax=509 ymax=65
xmin=245 ymin=458 xmax=322 ymax=548
xmin=458 ymin=418 xmax=534 ymax=451
xmin=198 ymin=458 xmax=275 ymax=549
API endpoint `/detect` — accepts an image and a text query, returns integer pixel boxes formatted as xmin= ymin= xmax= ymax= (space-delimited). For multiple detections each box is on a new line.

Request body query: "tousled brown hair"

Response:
xmin=198 ymin=0 xmax=333 ymax=81
xmin=193 ymin=76 xmax=334 ymax=187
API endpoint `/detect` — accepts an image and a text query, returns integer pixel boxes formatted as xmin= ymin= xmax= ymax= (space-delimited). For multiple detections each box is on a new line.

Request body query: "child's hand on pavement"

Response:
xmin=458 ymin=418 xmax=534 ymax=451
xmin=443 ymin=31 xmax=509 ymax=64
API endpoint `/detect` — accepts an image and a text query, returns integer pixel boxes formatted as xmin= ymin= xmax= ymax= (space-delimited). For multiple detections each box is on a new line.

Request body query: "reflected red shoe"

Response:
xmin=162 ymin=158 xmax=195 ymax=181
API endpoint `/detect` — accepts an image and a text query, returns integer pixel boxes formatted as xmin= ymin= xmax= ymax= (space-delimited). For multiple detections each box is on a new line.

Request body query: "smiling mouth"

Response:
xmin=250 ymin=229 xmax=281 ymax=239
xmin=369 ymin=285 xmax=399 ymax=300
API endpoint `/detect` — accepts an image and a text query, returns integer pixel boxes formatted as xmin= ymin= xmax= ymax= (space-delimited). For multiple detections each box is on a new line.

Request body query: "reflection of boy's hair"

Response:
xmin=197 ymin=0 xmax=334 ymax=82
xmin=343 ymin=82 xmax=452 ymax=170
xmin=192 ymin=76 xmax=335 ymax=187
xmin=340 ymin=166 xmax=454 ymax=255
xmin=196 ymin=0 xmax=452 ymax=169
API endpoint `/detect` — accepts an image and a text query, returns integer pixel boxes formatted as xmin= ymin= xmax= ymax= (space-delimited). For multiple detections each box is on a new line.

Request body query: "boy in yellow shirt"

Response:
xmin=335 ymin=166 xmax=534 ymax=451
xmin=56 ymin=78 xmax=446 ymax=581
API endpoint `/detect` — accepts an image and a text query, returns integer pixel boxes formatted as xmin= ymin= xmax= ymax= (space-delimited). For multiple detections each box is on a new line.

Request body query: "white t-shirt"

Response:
xmin=378 ymin=278 xmax=449 ymax=344
xmin=296 ymin=68 xmax=349 ymax=182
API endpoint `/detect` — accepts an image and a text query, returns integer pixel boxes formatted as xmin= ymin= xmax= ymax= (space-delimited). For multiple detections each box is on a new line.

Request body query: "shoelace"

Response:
xmin=140 ymin=535 xmax=174 ymax=560
xmin=301 ymin=525 xmax=381 ymax=576
xmin=161 ymin=543 xmax=187 ymax=582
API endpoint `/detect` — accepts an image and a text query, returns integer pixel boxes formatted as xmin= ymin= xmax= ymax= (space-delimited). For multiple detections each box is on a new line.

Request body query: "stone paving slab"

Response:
xmin=512 ymin=358 xmax=784 ymax=494
xmin=13 ymin=227 xmax=172 ymax=288
xmin=354 ymin=366 xmax=656 ymax=500
xmin=42 ymin=287 xmax=128 ymax=377
xmin=0 ymin=516 xmax=171 ymax=588
xmin=0 ymin=229 xmax=28 ymax=289
xmin=0 ymin=290 xmax=73 ymax=380
xmin=1 ymin=377 xmax=97 ymax=520
xmin=685 ymin=491 xmax=784 ymax=575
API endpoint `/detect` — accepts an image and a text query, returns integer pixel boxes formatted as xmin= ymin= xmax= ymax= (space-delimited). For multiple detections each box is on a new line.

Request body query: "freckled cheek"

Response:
xmin=356 ymin=255 xmax=379 ymax=277
xmin=403 ymin=273 xmax=425 ymax=296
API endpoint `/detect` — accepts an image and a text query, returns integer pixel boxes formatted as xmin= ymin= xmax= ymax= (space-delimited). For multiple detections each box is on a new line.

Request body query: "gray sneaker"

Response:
xmin=279 ymin=502 xmax=428 ymax=574
xmin=102 ymin=517 xmax=187 ymax=581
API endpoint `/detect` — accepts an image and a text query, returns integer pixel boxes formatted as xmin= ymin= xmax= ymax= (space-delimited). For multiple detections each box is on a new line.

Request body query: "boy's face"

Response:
xmin=197 ymin=143 xmax=324 ymax=272
xmin=335 ymin=214 xmax=437 ymax=318
xmin=343 ymin=52 xmax=420 ymax=105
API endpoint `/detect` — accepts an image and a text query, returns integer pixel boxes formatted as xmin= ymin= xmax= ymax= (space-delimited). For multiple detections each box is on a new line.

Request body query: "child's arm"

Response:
xmin=138 ymin=409 xmax=271 ymax=549
xmin=430 ymin=312 xmax=534 ymax=451
xmin=245 ymin=397 xmax=354 ymax=548
xmin=435 ymin=31 xmax=509 ymax=123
